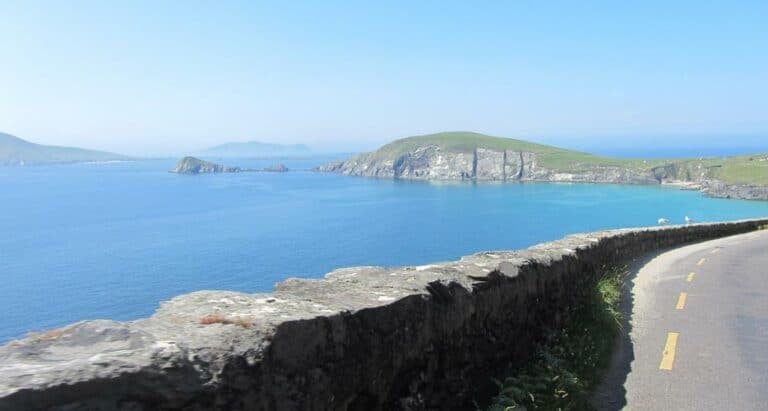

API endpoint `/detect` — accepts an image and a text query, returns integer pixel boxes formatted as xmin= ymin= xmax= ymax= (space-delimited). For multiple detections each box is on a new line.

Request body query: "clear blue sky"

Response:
xmin=1 ymin=1 xmax=766 ymax=155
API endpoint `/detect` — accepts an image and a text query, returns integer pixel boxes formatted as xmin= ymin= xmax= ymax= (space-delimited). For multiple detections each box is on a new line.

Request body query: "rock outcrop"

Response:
xmin=699 ymin=180 xmax=768 ymax=200
xmin=1 ymin=219 xmax=767 ymax=411
xmin=316 ymin=139 xmax=768 ymax=200
xmin=316 ymin=145 xmax=658 ymax=185
xmin=170 ymin=157 xmax=241 ymax=175
xmin=262 ymin=164 xmax=289 ymax=172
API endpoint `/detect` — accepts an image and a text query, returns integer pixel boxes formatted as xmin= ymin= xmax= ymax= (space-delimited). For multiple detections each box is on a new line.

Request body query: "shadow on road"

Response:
xmin=592 ymin=251 xmax=665 ymax=411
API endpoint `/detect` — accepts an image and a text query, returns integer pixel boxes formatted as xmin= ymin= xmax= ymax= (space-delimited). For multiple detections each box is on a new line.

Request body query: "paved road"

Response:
xmin=598 ymin=229 xmax=768 ymax=410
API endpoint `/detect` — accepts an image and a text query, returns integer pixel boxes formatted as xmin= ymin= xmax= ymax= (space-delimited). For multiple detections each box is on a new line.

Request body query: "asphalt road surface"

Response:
xmin=597 ymin=229 xmax=768 ymax=410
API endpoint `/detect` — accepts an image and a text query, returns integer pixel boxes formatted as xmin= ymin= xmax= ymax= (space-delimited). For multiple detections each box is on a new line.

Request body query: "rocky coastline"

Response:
xmin=697 ymin=180 xmax=768 ymax=200
xmin=170 ymin=157 xmax=291 ymax=175
xmin=316 ymin=145 xmax=768 ymax=201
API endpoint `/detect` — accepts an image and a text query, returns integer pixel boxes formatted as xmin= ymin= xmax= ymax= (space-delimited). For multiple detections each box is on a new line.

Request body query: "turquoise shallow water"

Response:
xmin=1 ymin=158 xmax=768 ymax=343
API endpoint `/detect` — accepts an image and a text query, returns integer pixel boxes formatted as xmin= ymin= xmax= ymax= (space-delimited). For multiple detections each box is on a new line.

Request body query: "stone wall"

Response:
xmin=1 ymin=219 xmax=767 ymax=411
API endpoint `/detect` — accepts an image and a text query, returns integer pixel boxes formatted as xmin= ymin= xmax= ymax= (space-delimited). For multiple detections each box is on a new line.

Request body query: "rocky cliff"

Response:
xmin=698 ymin=180 xmax=768 ymax=200
xmin=170 ymin=157 xmax=241 ymax=174
xmin=318 ymin=145 xmax=659 ymax=185
xmin=316 ymin=132 xmax=768 ymax=200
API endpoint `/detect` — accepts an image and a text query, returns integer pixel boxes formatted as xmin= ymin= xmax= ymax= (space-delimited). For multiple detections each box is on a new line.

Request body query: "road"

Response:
xmin=596 ymin=229 xmax=768 ymax=410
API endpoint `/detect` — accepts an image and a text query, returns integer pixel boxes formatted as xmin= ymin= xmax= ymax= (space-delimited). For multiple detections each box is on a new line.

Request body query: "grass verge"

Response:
xmin=484 ymin=266 xmax=627 ymax=411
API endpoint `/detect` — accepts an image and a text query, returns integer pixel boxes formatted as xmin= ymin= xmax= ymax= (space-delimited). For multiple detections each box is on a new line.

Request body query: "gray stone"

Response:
xmin=700 ymin=180 xmax=768 ymax=200
xmin=1 ymin=219 xmax=767 ymax=410
xmin=170 ymin=157 xmax=241 ymax=175
xmin=262 ymin=164 xmax=289 ymax=172
xmin=0 ymin=220 xmax=768 ymax=410
xmin=315 ymin=147 xmax=768 ymax=200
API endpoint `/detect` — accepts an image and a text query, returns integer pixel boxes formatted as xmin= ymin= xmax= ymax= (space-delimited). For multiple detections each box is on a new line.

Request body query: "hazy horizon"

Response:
xmin=4 ymin=129 xmax=768 ymax=159
xmin=2 ymin=1 xmax=767 ymax=156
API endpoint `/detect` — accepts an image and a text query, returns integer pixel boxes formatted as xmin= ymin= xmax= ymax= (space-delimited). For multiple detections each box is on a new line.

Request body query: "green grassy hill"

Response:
xmin=681 ymin=155 xmax=768 ymax=185
xmin=372 ymin=131 xmax=768 ymax=184
xmin=0 ymin=132 xmax=129 ymax=166
xmin=374 ymin=132 xmax=656 ymax=170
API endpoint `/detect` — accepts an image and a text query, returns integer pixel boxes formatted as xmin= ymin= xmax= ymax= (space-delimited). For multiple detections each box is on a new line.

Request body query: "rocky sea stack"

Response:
xmin=262 ymin=163 xmax=289 ymax=172
xmin=170 ymin=156 xmax=241 ymax=175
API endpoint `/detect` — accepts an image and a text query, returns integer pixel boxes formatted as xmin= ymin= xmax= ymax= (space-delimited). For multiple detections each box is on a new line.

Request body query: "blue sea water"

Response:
xmin=2 ymin=157 xmax=768 ymax=343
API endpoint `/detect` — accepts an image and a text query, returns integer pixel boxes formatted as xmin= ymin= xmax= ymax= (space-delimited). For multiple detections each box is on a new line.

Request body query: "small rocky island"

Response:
xmin=316 ymin=131 xmax=768 ymax=201
xmin=262 ymin=163 xmax=289 ymax=172
xmin=170 ymin=157 xmax=241 ymax=175
xmin=170 ymin=157 xmax=292 ymax=175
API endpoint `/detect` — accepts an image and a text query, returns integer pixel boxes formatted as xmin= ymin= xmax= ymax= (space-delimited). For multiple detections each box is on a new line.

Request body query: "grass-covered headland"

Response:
xmin=483 ymin=266 xmax=627 ymax=411
xmin=372 ymin=131 xmax=768 ymax=185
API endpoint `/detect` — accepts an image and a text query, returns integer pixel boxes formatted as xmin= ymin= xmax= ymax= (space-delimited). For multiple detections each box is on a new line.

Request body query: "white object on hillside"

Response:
xmin=658 ymin=218 xmax=670 ymax=226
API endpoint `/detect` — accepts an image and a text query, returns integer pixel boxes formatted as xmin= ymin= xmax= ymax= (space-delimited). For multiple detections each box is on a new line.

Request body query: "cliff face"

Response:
xmin=699 ymin=180 xmax=768 ymax=200
xmin=650 ymin=162 xmax=718 ymax=182
xmin=317 ymin=145 xmax=657 ymax=185
xmin=650 ymin=163 xmax=768 ymax=200
xmin=316 ymin=137 xmax=768 ymax=200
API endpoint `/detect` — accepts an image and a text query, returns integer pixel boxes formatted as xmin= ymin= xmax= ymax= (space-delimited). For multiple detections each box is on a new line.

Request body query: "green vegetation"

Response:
xmin=375 ymin=131 xmax=631 ymax=171
xmin=642 ymin=155 xmax=768 ymax=185
xmin=373 ymin=131 xmax=768 ymax=185
xmin=706 ymin=156 xmax=768 ymax=185
xmin=484 ymin=266 xmax=627 ymax=411
xmin=0 ymin=132 xmax=129 ymax=166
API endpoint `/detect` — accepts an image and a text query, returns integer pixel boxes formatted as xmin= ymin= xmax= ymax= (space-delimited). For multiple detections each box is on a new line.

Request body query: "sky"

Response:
xmin=1 ymin=1 xmax=767 ymax=156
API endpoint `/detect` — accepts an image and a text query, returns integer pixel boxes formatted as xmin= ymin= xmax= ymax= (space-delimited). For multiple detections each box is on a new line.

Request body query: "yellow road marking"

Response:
xmin=711 ymin=248 xmax=720 ymax=254
xmin=687 ymin=272 xmax=695 ymax=282
xmin=697 ymin=258 xmax=706 ymax=266
xmin=676 ymin=292 xmax=688 ymax=310
xmin=660 ymin=332 xmax=679 ymax=370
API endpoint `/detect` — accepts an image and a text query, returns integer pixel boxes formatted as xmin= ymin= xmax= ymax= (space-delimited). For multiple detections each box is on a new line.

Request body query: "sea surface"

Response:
xmin=2 ymin=157 xmax=768 ymax=343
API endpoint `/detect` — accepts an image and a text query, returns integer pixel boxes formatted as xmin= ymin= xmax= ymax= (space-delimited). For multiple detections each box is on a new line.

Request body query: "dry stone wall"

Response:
xmin=1 ymin=219 xmax=767 ymax=411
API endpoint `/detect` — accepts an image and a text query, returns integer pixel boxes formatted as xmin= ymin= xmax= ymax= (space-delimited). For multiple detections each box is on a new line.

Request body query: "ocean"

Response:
xmin=2 ymin=157 xmax=768 ymax=343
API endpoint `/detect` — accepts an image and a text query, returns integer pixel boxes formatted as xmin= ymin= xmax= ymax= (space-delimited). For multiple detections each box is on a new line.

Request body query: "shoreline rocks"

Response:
xmin=315 ymin=146 xmax=768 ymax=201
xmin=699 ymin=180 xmax=768 ymax=200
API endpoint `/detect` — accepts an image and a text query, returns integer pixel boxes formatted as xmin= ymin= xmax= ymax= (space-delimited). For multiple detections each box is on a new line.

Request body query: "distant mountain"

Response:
xmin=202 ymin=141 xmax=311 ymax=157
xmin=0 ymin=132 xmax=129 ymax=166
